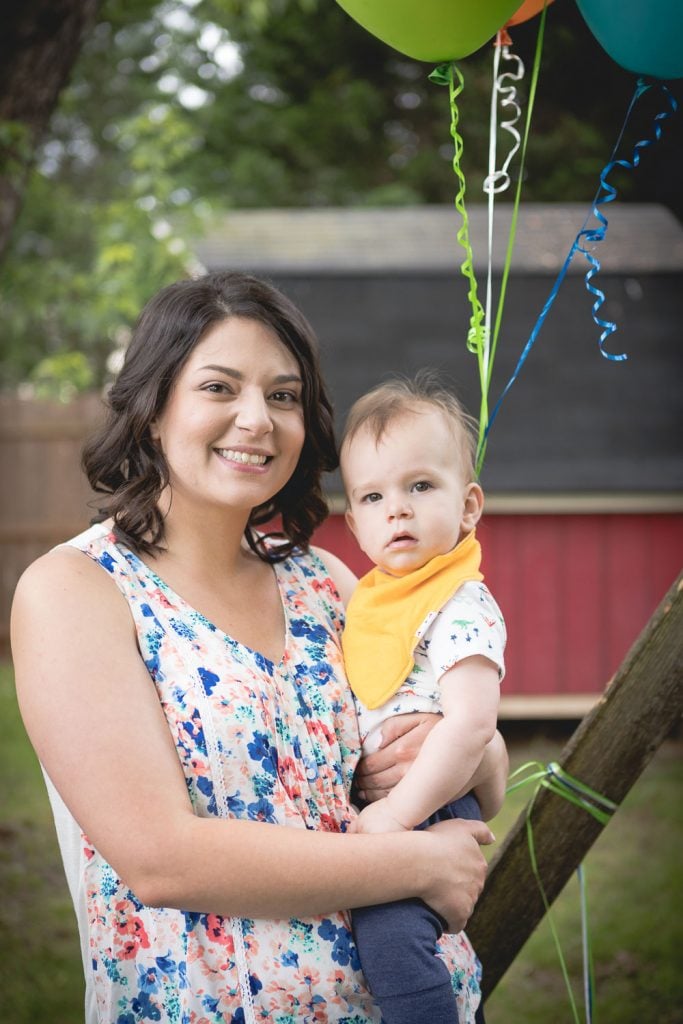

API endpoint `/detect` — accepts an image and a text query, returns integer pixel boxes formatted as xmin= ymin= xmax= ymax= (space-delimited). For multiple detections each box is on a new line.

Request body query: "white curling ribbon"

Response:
xmin=483 ymin=37 xmax=526 ymax=384
xmin=484 ymin=44 xmax=525 ymax=196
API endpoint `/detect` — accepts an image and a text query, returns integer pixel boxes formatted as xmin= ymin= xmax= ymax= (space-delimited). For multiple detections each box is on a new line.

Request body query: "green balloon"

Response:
xmin=335 ymin=0 xmax=522 ymax=62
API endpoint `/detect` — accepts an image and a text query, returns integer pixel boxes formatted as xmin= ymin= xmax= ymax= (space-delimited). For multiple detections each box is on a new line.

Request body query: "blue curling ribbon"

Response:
xmin=576 ymin=78 xmax=678 ymax=362
xmin=483 ymin=79 xmax=678 ymax=445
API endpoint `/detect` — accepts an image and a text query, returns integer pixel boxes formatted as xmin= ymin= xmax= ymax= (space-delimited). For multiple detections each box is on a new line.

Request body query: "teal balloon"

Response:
xmin=575 ymin=0 xmax=683 ymax=79
xmin=334 ymin=0 xmax=521 ymax=62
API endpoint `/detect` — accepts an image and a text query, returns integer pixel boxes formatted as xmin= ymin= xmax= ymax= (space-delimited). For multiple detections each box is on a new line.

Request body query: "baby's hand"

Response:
xmin=347 ymin=797 xmax=410 ymax=834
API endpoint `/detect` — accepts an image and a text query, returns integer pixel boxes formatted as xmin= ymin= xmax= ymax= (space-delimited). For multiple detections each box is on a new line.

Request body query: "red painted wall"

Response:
xmin=312 ymin=513 xmax=683 ymax=699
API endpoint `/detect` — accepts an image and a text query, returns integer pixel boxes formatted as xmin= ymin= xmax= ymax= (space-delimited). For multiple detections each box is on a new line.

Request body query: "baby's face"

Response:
xmin=341 ymin=408 xmax=482 ymax=575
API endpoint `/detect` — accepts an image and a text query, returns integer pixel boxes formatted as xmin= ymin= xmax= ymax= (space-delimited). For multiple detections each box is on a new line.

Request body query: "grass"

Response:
xmin=485 ymin=728 xmax=683 ymax=1023
xmin=1 ymin=663 xmax=681 ymax=1023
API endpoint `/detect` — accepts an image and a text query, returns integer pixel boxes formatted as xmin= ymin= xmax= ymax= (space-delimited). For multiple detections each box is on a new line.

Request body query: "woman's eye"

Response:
xmin=412 ymin=481 xmax=432 ymax=493
xmin=203 ymin=382 xmax=231 ymax=395
xmin=270 ymin=390 xmax=299 ymax=404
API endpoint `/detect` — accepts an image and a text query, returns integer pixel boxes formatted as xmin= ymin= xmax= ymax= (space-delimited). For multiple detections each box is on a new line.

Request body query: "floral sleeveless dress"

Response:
xmin=59 ymin=523 xmax=482 ymax=1023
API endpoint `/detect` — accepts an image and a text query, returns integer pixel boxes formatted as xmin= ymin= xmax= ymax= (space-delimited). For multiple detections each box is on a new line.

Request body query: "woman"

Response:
xmin=11 ymin=272 xmax=503 ymax=1024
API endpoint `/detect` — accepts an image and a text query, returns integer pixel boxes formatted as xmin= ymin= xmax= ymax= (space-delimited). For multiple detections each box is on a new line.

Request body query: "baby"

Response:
xmin=340 ymin=372 xmax=506 ymax=1024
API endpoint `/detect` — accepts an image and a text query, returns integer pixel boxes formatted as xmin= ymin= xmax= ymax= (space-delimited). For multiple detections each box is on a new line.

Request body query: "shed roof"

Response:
xmin=196 ymin=203 xmax=683 ymax=276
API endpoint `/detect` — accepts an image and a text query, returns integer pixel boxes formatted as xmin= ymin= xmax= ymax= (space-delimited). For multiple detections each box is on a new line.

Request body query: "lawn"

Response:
xmin=1 ymin=661 xmax=681 ymax=1023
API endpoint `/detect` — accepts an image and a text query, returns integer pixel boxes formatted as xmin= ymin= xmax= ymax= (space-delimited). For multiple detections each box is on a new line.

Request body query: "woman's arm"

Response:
xmin=11 ymin=549 xmax=493 ymax=931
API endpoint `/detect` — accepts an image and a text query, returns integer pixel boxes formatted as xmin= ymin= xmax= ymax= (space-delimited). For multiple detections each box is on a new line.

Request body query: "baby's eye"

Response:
xmin=412 ymin=481 xmax=433 ymax=493
xmin=361 ymin=492 xmax=382 ymax=504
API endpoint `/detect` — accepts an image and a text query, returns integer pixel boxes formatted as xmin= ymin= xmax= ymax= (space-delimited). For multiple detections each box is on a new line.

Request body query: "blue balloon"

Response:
xmin=575 ymin=0 xmax=683 ymax=79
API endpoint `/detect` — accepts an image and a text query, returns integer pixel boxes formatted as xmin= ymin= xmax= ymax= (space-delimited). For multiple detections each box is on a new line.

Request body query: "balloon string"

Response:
xmin=482 ymin=79 xmax=678 ymax=451
xmin=429 ymin=61 xmax=488 ymax=454
xmin=575 ymin=78 xmax=678 ymax=361
xmin=507 ymin=762 xmax=617 ymax=1024
xmin=475 ymin=1 xmax=547 ymax=474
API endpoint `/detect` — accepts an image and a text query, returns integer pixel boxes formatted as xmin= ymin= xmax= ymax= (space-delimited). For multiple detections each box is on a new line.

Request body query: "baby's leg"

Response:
xmin=352 ymin=896 xmax=458 ymax=1024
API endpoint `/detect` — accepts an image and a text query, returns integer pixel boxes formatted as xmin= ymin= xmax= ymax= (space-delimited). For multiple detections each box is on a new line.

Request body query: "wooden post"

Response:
xmin=468 ymin=573 xmax=683 ymax=998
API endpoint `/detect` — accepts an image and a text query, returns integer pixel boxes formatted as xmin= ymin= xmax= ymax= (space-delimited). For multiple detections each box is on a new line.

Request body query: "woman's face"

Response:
xmin=151 ymin=316 xmax=306 ymax=518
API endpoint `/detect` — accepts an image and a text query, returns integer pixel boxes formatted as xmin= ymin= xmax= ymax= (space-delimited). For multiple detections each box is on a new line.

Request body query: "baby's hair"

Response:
xmin=341 ymin=370 xmax=478 ymax=482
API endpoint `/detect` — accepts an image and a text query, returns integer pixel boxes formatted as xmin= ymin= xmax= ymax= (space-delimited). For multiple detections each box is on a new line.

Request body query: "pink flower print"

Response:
xmin=112 ymin=899 xmax=151 ymax=959
xmin=204 ymin=914 xmax=235 ymax=950
xmin=295 ymin=964 xmax=321 ymax=989
xmin=317 ymin=811 xmax=342 ymax=834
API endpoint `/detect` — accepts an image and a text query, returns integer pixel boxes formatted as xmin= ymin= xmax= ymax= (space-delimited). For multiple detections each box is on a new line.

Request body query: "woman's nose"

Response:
xmin=234 ymin=391 xmax=273 ymax=434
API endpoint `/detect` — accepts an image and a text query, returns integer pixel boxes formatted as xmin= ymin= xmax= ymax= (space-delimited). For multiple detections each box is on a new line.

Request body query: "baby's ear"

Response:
xmin=461 ymin=482 xmax=484 ymax=533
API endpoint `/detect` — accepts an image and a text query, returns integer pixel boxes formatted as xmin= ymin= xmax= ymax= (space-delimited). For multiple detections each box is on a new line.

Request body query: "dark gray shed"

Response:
xmin=195 ymin=203 xmax=683 ymax=497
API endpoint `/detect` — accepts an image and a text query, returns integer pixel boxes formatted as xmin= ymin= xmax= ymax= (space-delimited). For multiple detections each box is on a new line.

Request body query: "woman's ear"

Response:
xmin=460 ymin=482 xmax=484 ymax=534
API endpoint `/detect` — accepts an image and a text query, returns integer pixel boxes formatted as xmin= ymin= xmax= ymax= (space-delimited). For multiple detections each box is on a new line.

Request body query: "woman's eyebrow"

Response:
xmin=198 ymin=364 xmax=302 ymax=384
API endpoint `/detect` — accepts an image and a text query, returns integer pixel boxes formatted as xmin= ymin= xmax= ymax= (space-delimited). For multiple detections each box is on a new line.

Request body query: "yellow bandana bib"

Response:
xmin=342 ymin=530 xmax=484 ymax=710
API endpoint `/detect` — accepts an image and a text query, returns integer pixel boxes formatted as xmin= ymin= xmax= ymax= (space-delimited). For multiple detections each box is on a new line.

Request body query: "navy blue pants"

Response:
xmin=351 ymin=793 xmax=485 ymax=1024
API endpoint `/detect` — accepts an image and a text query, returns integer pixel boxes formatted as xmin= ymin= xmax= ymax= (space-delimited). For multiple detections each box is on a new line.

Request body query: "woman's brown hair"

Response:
xmin=82 ymin=271 xmax=338 ymax=561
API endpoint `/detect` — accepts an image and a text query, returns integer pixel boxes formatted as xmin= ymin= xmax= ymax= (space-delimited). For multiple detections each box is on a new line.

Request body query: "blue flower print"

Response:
xmin=171 ymin=618 xmax=197 ymax=641
xmin=131 ymin=989 xmax=162 ymax=1021
xmin=247 ymin=797 xmax=276 ymax=823
xmin=280 ymin=950 xmax=299 ymax=967
xmin=136 ymin=964 xmax=161 ymax=994
xmin=317 ymin=920 xmax=361 ymax=970
xmin=195 ymin=773 xmax=217 ymax=814
xmin=249 ymin=973 xmax=263 ymax=996
xmin=155 ymin=953 xmax=187 ymax=987
xmin=290 ymin=618 xmax=329 ymax=653
xmin=98 ymin=551 xmax=116 ymax=573
xmin=247 ymin=731 xmax=278 ymax=775
xmin=227 ymin=791 xmax=247 ymax=815
xmin=198 ymin=667 xmax=219 ymax=696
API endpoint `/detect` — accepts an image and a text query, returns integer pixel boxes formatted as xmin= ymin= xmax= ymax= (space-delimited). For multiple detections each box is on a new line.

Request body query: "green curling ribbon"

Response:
xmin=506 ymin=762 xmax=617 ymax=1024
xmin=429 ymin=62 xmax=487 ymax=363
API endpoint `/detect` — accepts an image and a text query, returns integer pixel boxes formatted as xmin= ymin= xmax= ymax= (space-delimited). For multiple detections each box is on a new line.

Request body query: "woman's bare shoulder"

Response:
xmin=12 ymin=542 xmax=128 ymax=631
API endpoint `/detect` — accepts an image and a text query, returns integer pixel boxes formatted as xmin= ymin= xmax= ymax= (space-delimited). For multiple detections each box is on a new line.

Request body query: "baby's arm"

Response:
xmin=455 ymin=729 xmax=508 ymax=821
xmin=350 ymin=655 xmax=500 ymax=833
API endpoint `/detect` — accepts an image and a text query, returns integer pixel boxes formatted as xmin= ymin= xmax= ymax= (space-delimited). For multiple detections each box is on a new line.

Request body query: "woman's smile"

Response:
xmin=214 ymin=446 xmax=273 ymax=469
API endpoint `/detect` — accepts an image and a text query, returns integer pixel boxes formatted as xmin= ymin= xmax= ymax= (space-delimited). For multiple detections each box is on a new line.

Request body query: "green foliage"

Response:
xmin=30 ymin=351 xmax=95 ymax=402
xmin=0 ymin=120 xmax=33 ymax=181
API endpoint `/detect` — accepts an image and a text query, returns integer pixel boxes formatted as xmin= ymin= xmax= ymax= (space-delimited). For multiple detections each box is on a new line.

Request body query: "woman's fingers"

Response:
xmin=420 ymin=819 xmax=495 ymax=933
xmin=355 ymin=713 xmax=440 ymax=801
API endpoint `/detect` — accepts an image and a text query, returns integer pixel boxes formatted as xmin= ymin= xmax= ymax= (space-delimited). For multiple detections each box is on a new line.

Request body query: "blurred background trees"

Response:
xmin=1 ymin=0 xmax=680 ymax=394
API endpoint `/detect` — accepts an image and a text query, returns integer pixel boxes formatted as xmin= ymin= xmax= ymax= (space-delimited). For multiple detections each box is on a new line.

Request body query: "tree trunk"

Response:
xmin=0 ymin=0 xmax=100 ymax=263
xmin=469 ymin=573 xmax=683 ymax=998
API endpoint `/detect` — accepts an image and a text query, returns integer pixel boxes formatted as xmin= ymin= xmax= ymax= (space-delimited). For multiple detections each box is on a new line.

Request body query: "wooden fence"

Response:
xmin=0 ymin=392 xmax=104 ymax=654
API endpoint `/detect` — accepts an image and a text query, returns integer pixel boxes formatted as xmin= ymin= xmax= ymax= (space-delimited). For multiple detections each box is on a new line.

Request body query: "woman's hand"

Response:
xmin=419 ymin=818 xmax=495 ymax=933
xmin=354 ymin=712 xmax=441 ymax=802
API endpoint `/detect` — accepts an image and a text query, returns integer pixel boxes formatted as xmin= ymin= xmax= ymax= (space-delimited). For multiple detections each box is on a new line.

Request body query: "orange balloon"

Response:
xmin=506 ymin=0 xmax=554 ymax=28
